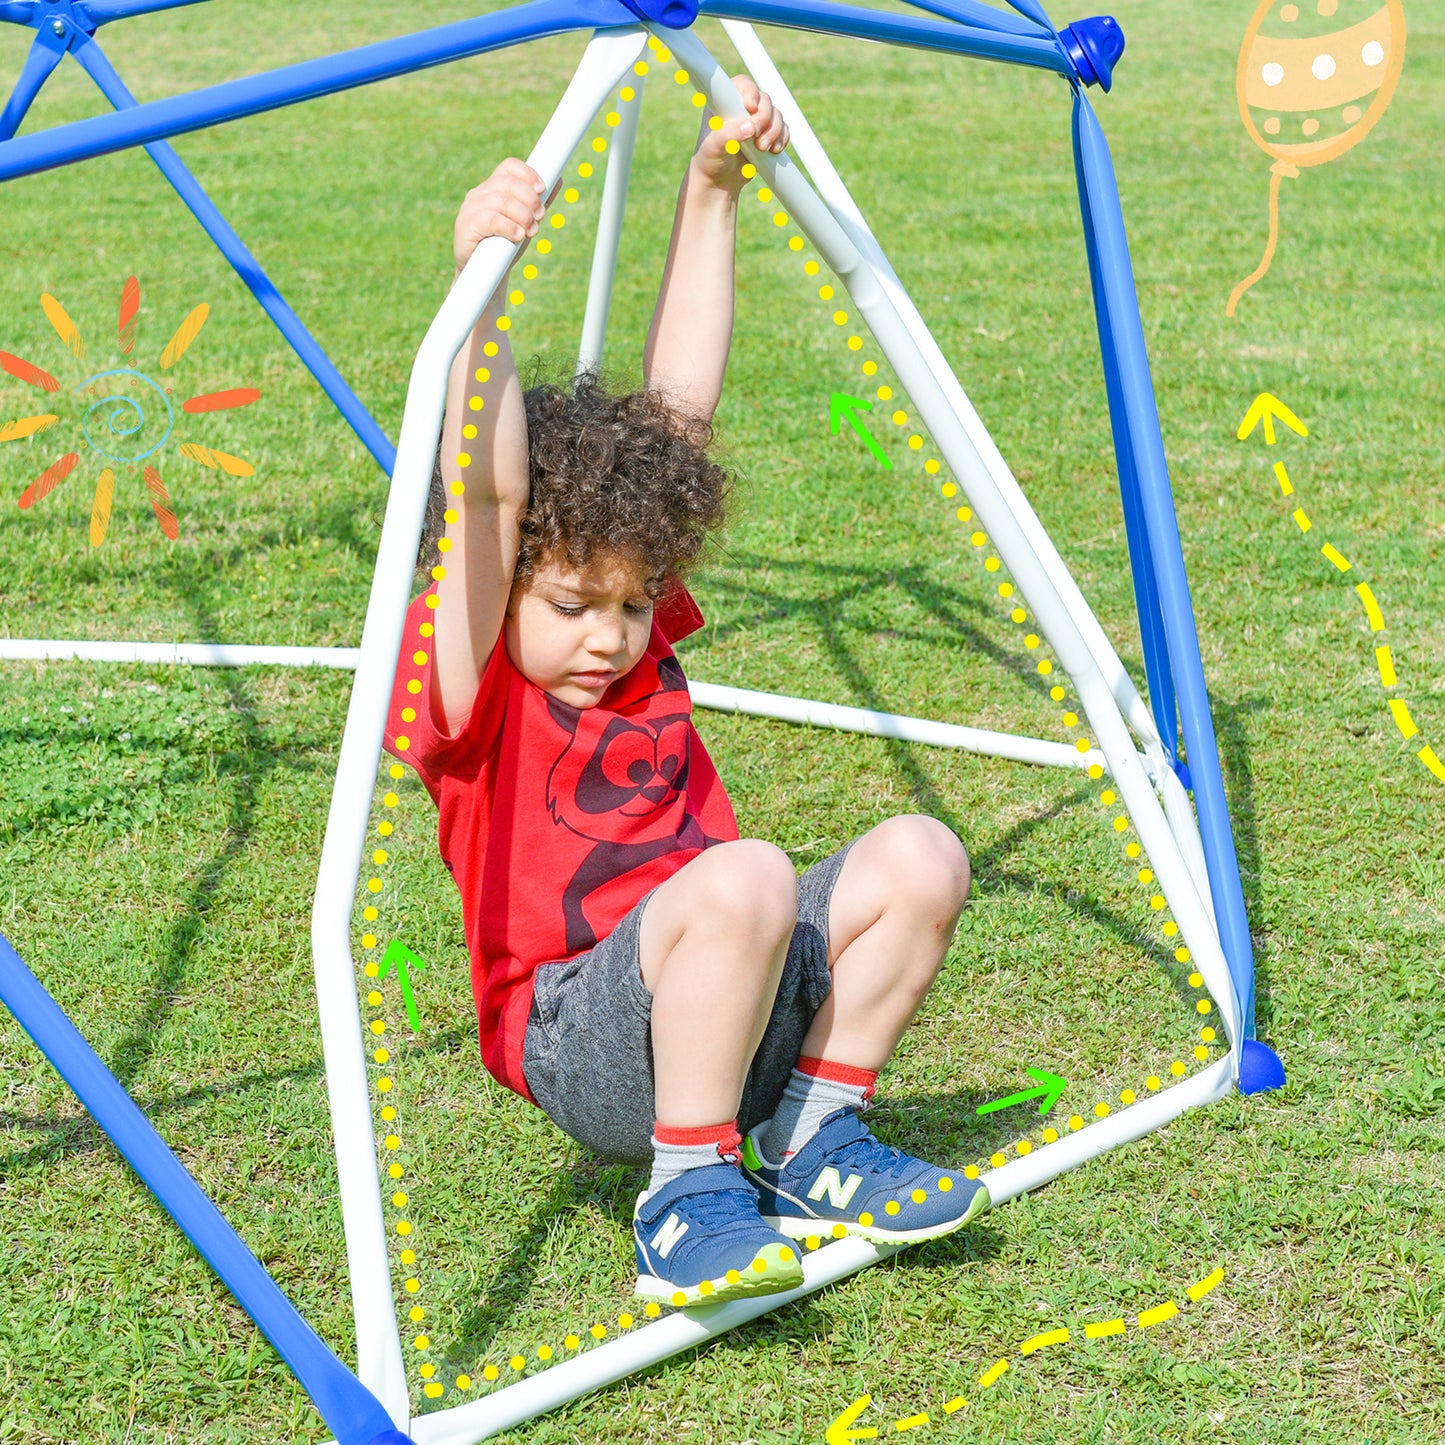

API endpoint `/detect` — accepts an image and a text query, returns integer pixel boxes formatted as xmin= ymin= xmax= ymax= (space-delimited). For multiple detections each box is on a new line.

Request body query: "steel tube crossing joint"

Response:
xmin=1060 ymin=15 xmax=1126 ymax=91
xmin=618 ymin=0 xmax=698 ymax=26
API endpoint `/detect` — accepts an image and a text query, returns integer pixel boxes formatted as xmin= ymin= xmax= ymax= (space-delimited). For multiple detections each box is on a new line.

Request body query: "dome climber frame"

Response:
xmin=0 ymin=3 xmax=1285 ymax=1444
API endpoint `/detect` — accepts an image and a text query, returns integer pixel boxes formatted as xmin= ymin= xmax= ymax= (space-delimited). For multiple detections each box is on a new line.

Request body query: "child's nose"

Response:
xmin=586 ymin=613 xmax=627 ymax=655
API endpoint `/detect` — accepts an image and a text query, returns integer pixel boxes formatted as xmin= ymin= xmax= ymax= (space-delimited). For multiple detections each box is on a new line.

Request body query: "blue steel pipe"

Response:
xmin=63 ymin=33 xmax=398 ymax=478
xmin=0 ymin=0 xmax=1073 ymax=185
xmin=1072 ymin=118 xmax=1180 ymax=764
xmin=0 ymin=0 xmax=621 ymax=183
xmin=0 ymin=933 xmax=416 ymax=1445
xmin=879 ymin=0 xmax=1049 ymax=37
xmin=0 ymin=21 xmax=63 ymax=142
xmin=1068 ymin=89 xmax=1257 ymax=1037
xmin=699 ymin=0 xmax=1069 ymax=70
xmin=83 ymin=0 xmax=212 ymax=21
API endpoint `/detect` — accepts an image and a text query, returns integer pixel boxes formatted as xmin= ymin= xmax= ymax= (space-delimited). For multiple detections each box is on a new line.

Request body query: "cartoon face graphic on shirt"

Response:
xmin=544 ymin=656 xmax=693 ymax=843
xmin=544 ymin=656 xmax=708 ymax=953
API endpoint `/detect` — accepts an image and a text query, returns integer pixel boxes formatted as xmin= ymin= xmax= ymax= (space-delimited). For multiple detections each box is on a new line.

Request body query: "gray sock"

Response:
xmin=760 ymin=1066 xmax=874 ymax=1163
xmin=642 ymin=1122 xmax=742 ymax=1202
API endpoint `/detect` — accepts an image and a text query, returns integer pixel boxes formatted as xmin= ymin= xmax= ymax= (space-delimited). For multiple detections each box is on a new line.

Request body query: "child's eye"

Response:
xmin=624 ymin=601 xmax=653 ymax=615
xmin=550 ymin=603 xmax=585 ymax=618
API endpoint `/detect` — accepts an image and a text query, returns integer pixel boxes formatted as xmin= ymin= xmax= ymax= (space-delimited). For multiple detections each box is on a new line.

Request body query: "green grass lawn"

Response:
xmin=2 ymin=1 xmax=1442 ymax=1441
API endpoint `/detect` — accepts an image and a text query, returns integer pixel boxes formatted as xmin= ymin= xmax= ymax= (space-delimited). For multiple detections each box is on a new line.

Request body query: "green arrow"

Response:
xmin=829 ymin=392 xmax=893 ymax=470
xmin=378 ymin=940 xmax=429 ymax=1032
xmin=976 ymin=1068 xmax=1068 ymax=1117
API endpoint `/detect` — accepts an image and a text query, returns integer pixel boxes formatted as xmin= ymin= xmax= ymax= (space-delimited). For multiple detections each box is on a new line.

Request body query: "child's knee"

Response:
xmin=695 ymin=838 xmax=798 ymax=940
xmin=875 ymin=815 xmax=971 ymax=914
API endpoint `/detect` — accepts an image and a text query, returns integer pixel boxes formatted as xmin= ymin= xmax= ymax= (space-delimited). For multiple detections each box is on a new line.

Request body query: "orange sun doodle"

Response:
xmin=0 ymin=276 xmax=261 ymax=544
xmin=1228 ymin=0 xmax=1407 ymax=316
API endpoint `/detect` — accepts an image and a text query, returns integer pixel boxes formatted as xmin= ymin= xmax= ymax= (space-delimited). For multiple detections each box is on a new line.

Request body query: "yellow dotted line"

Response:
xmin=444 ymin=1303 xmax=680 ymax=1397
xmin=828 ymin=1266 xmax=1225 ymax=1437
xmin=1272 ymin=460 xmax=1444 ymax=785
xmin=743 ymin=161 xmax=1223 ymax=1176
xmin=357 ymin=757 xmax=444 ymax=1393
xmin=373 ymin=79 xmax=655 ymax=1407
xmin=393 ymin=57 xmax=982 ymax=1384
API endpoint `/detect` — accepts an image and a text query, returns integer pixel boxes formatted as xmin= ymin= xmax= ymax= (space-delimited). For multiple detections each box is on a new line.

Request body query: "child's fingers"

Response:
xmin=751 ymin=95 xmax=789 ymax=153
xmin=730 ymin=72 xmax=761 ymax=106
xmin=463 ymin=188 xmax=544 ymax=245
xmin=726 ymin=90 xmax=787 ymax=154
xmin=492 ymin=194 xmax=544 ymax=241
xmin=495 ymin=156 xmax=548 ymax=196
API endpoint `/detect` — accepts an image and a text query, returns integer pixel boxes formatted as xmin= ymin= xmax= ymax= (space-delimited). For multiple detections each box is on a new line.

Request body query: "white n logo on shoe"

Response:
xmin=649 ymin=1213 xmax=690 ymax=1260
xmin=807 ymin=1167 xmax=863 ymax=1210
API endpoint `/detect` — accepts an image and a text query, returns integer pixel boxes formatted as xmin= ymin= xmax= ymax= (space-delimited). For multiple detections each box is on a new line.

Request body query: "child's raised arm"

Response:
xmin=429 ymin=159 xmax=549 ymax=733
xmin=643 ymin=76 xmax=789 ymax=425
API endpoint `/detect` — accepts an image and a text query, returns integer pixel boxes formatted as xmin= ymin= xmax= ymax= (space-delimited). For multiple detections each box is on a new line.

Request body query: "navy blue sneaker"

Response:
xmin=633 ymin=1163 xmax=805 ymax=1307
xmin=742 ymin=1107 xmax=990 ymax=1245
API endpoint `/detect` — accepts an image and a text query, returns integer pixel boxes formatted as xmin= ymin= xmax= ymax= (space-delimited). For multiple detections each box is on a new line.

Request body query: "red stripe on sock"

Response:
xmin=654 ymin=1120 xmax=741 ymax=1160
xmin=797 ymin=1055 xmax=878 ymax=1104
xmin=797 ymin=1056 xmax=879 ymax=1092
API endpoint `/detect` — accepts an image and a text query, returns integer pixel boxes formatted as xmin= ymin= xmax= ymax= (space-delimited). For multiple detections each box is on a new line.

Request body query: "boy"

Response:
xmin=387 ymin=78 xmax=988 ymax=1309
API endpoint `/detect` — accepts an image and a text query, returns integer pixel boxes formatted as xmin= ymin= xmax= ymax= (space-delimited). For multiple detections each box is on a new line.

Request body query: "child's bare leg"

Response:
xmin=631 ymin=841 xmax=808 ymax=1305
xmin=801 ymin=814 xmax=970 ymax=1068
xmin=744 ymin=817 xmax=988 ymax=1244
xmin=638 ymin=839 xmax=798 ymax=1127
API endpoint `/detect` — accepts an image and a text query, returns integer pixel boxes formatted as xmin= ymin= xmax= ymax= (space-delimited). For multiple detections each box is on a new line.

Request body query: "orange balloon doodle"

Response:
xmin=1228 ymin=0 xmax=1406 ymax=315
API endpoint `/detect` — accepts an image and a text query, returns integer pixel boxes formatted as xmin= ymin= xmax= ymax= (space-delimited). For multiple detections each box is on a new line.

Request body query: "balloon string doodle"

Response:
xmin=1226 ymin=158 xmax=1299 ymax=318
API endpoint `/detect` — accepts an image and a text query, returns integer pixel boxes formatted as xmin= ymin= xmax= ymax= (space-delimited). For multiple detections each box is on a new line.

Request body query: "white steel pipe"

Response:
xmin=402 ymin=1234 xmax=899 ymax=1445
xmin=307 ymin=27 xmax=654 ymax=1427
xmin=0 ymin=638 xmax=361 ymax=668
xmin=1159 ymin=760 xmax=1217 ymax=923
xmin=663 ymin=28 xmax=1241 ymax=1042
xmin=330 ymin=1054 xmax=1236 ymax=1445
xmin=690 ymin=679 xmax=1103 ymax=771
xmin=719 ymin=19 xmax=1164 ymax=762
xmin=577 ymin=64 xmax=644 ymax=379
xmin=0 ymin=640 xmax=1109 ymax=772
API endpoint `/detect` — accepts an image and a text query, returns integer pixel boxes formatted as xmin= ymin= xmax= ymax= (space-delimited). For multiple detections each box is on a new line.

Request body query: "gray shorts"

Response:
xmin=521 ymin=843 xmax=853 ymax=1166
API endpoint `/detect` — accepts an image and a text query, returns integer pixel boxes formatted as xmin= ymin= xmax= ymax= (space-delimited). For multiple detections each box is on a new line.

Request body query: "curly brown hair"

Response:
xmin=418 ymin=358 xmax=733 ymax=597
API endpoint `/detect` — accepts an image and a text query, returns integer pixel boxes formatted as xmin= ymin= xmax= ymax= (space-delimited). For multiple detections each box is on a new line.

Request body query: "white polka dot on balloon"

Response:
xmin=1362 ymin=40 xmax=1384 ymax=67
xmin=1312 ymin=53 xmax=1336 ymax=81
xmin=1262 ymin=62 xmax=1284 ymax=86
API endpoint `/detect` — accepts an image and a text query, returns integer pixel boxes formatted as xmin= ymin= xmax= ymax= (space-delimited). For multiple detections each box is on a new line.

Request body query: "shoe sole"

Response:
xmin=762 ymin=1182 xmax=992 ymax=1247
xmin=634 ymin=1241 xmax=805 ymax=1308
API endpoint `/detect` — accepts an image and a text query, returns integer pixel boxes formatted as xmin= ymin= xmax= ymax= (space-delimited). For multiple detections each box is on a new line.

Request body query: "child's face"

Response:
xmin=504 ymin=551 xmax=656 ymax=709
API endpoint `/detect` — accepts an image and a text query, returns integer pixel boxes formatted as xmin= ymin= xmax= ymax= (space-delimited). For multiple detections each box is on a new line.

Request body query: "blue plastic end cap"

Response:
xmin=616 ymin=0 xmax=699 ymax=28
xmin=1238 ymin=1038 xmax=1286 ymax=1096
xmin=366 ymin=1432 xmax=420 ymax=1445
xmin=1060 ymin=16 xmax=1126 ymax=92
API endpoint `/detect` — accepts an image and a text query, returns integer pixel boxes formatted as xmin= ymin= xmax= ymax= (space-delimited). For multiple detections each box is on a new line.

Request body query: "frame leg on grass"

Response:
xmin=0 ymin=933 xmax=416 ymax=1445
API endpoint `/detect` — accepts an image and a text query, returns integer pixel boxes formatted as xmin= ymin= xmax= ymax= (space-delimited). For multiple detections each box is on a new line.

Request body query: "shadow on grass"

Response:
xmin=4 ymin=540 xmax=1255 ymax=1390
xmin=700 ymin=551 xmax=1204 ymax=1008
xmin=103 ymin=567 xmax=279 ymax=1095
xmin=698 ymin=550 xmax=1056 ymax=713
xmin=0 ymin=1060 xmax=326 ymax=1174
xmin=0 ymin=549 xmax=334 ymax=1171
xmin=1211 ymin=693 xmax=1275 ymax=1039
xmin=701 ymin=551 xmax=1263 ymax=1015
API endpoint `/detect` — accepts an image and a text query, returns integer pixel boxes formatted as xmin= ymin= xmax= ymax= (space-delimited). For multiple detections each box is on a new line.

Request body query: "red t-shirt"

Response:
xmin=382 ymin=583 xmax=739 ymax=1101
